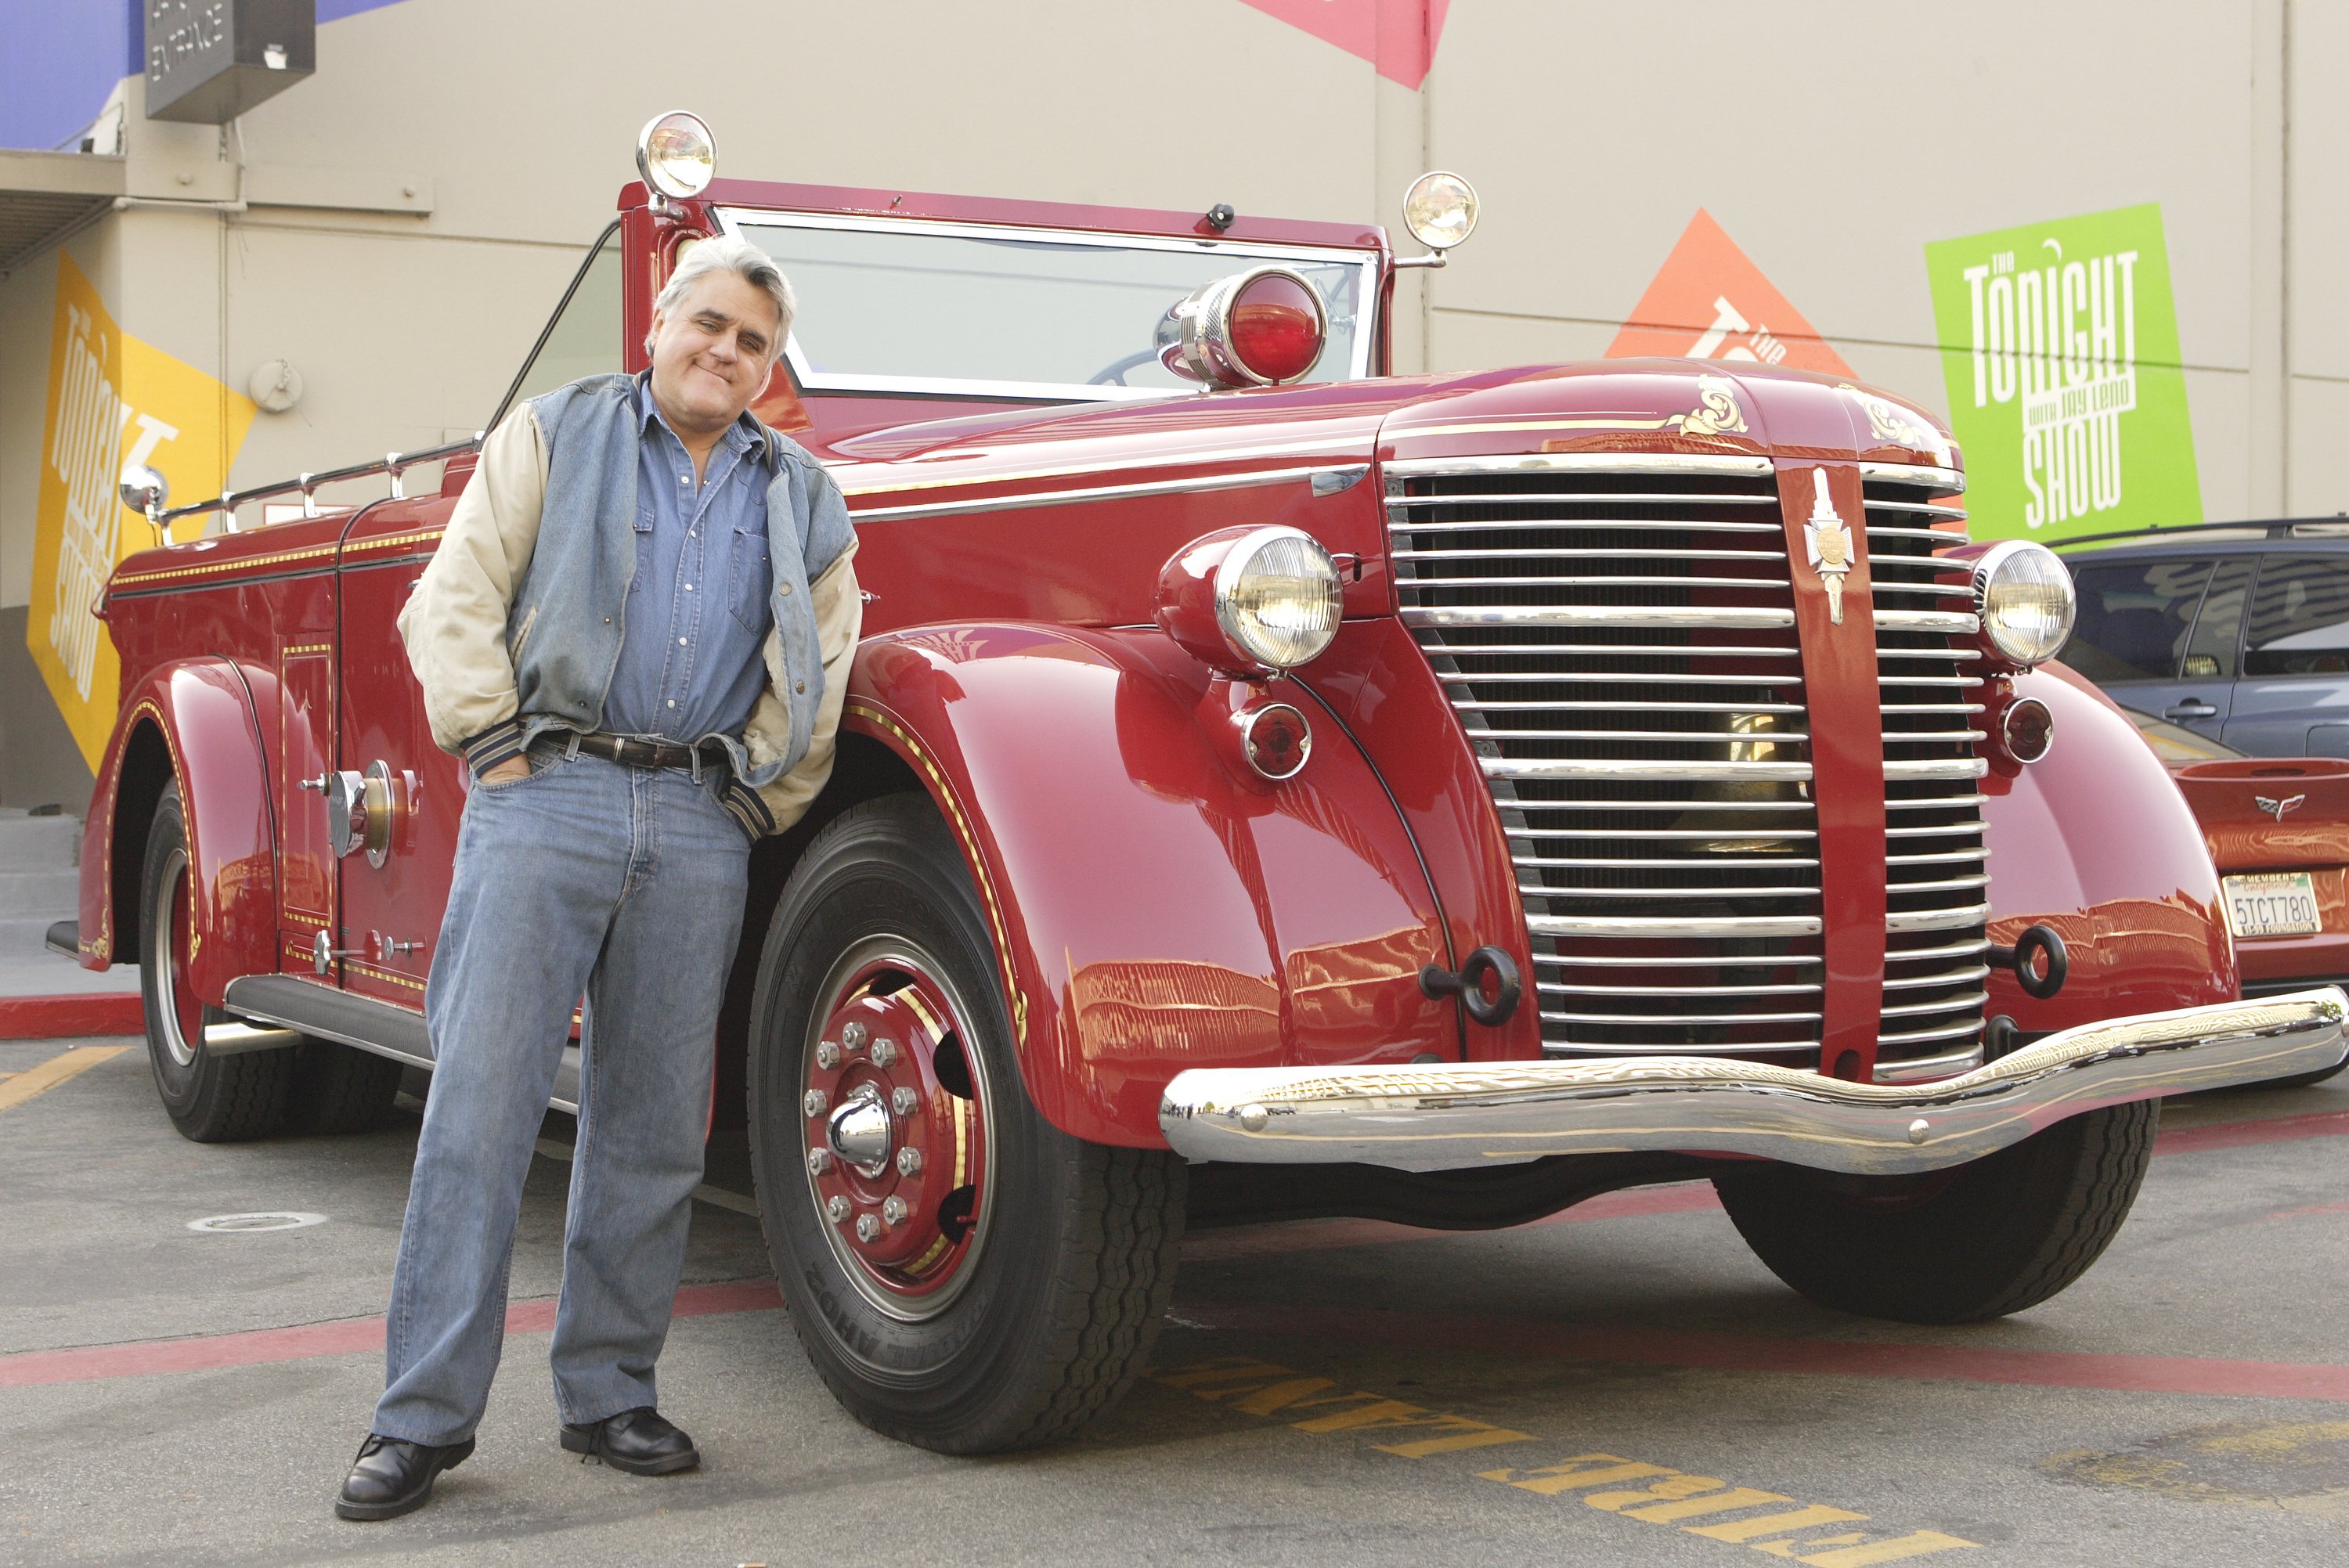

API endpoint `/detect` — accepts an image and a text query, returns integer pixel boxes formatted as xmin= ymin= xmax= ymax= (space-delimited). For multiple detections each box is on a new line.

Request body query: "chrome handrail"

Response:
xmin=126 ymin=434 xmax=482 ymax=535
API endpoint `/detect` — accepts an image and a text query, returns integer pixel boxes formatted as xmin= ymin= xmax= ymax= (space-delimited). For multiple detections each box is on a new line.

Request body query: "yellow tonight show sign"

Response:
xmin=27 ymin=254 xmax=256 ymax=770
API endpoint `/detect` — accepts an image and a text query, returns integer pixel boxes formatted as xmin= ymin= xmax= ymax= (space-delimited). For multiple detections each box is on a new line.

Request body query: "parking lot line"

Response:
xmin=0 ymin=1280 xmax=781 ymax=1391
xmin=1176 ymin=1300 xmax=2349 ymax=1403
xmin=0 ymin=1044 xmax=129 ymax=1115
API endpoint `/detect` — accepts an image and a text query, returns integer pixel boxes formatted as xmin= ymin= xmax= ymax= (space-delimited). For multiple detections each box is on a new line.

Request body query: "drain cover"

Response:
xmin=186 ymin=1212 xmax=328 ymax=1233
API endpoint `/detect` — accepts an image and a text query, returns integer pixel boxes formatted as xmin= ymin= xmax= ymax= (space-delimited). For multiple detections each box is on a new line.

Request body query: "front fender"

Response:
xmin=79 ymin=659 xmax=279 ymax=1004
xmin=1981 ymin=665 xmax=2236 ymax=1027
xmin=845 ymin=623 xmax=1458 ymax=1146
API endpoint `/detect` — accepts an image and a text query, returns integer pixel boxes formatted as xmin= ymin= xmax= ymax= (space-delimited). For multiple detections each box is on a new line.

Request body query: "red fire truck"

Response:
xmin=60 ymin=115 xmax=2344 ymax=1453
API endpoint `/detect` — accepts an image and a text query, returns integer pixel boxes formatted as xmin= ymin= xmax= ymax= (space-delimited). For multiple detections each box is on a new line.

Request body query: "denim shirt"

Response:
xmin=601 ymin=375 xmax=778 ymax=743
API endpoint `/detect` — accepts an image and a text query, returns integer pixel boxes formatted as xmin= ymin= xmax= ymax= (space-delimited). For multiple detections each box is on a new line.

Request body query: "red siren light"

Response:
xmin=1227 ymin=272 xmax=1324 ymax=385
xmin=1164 ymin=265 xmax=1329 ymax=389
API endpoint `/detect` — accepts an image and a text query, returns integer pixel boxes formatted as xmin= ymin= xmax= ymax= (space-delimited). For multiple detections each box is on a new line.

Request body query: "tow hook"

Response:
xmin=1988 ymin=923 xmax=2069 ymax=1000
xmin=1420 ymin=946 xmax=1522 ymax=1026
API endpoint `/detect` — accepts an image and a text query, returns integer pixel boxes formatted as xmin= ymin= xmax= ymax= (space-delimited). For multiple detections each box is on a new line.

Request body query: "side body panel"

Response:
xmin=1980 ymin=668 xmax=2238 ymax=1026
xmin=846 ymin=624 xmax=1458 ymax=1146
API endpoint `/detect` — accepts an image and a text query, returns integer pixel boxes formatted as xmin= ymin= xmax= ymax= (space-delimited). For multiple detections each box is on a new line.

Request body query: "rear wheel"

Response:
xmin=139 ymin=784 xmax=294 ymax=1142
xmin=749 ymin=795 xmax=1186 ymax=1453
xmin=1713 ymin=1100 xmax=2159 ymax=1323
xmin=286 ymin=1042 xmax=405 ymax=1134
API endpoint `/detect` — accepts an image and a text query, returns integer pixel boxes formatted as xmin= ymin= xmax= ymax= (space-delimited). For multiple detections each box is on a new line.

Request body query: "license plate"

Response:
xmin=2222 ymin=871 xmax=2323 ymax=939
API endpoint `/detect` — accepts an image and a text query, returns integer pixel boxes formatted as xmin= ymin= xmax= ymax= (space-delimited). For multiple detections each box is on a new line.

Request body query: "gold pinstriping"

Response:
xmin=844 ymin=698 xmax=1027 ymax=1047
xmin=344 ymin=527 xmax=446 ymax=555
xmin=111 ymin=541 xmax=339 ymax=590
xmin=345 ymin=961 xmax=427 ymax=993
xmin=283 ymin=643 xmax=332 ymax=657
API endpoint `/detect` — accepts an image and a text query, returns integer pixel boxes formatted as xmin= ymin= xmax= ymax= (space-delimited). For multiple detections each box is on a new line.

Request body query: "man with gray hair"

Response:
xmin=337 ymin=236 xmax=861 ymax=1519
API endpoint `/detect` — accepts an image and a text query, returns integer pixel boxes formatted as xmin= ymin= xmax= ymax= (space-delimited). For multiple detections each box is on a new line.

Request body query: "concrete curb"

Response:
xmin=0 ymin=994 xmax=144 ymax=1040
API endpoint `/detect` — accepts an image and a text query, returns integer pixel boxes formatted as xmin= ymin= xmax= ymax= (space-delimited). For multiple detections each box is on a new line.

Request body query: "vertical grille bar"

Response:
xmin=1864 ymin=467 xmax=1991 ymax=1078
xmin=1385 ymin=455 xmax=1825 ymax=1067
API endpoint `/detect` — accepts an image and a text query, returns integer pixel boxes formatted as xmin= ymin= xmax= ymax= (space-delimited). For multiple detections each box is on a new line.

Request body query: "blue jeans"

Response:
xmin=371 ymin=748 xmax=750 ymax=1446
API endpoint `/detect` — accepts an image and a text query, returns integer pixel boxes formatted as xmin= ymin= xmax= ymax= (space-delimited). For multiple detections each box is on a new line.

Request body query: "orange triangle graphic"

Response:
xmin=1607 ymin=209 xmax=1853 ymax=377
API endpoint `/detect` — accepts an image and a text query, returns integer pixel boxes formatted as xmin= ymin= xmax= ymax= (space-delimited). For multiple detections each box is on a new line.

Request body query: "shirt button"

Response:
xmin=667 ymin=699 xmax=677 ymax=708
xmin=684 ymin=583 xmax=693 ymax=591
xmin=678 ymin=474 xmax=688 ymax=484
xmin=678 ymin=636 xmax=688 ymax=646
xmin=780 ymin=583 xmax=791 ymax=596
xmin=795 ymin=680 xmax=806 ymax=693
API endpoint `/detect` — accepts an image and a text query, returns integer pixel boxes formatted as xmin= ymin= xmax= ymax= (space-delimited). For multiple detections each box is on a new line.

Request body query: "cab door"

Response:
xmin=332 ymin=494 xmax=467 ymax=1011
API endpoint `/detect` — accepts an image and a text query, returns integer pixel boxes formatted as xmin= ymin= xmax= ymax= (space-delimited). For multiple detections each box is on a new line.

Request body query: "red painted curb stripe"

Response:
xmin=0 ymin=1281 xmax=781 ymax=1392
xmin=2153 ymin=1107 xmax=2349 ymax=1154
xmin=0 ymin=995 xmax=143 ymax=1041
xmin=1177 ymin=1299 xmax=2349 ymax=1403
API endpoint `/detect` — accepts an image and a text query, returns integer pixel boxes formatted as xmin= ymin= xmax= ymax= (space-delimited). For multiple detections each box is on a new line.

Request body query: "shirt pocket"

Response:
xmin=729 ymin=514 xmax=773 ymax=635
xmin=627 ymin=504 xmax=656 ymax=600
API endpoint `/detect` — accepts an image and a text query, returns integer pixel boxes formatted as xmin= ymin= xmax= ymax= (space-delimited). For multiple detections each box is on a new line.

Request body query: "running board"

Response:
xmin=45 ymin=919 xmax=79 ymax=960
xmin=219 ymin=973 xmax=583 ymax=1113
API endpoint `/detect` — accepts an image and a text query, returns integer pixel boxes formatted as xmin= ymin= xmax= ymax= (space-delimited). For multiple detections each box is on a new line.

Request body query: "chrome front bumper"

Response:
xmin=1157 ymin=989 xmax=2347 ymax=1176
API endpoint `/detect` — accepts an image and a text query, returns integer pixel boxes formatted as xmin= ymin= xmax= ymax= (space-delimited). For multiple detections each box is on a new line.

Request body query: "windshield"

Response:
xmin=722 ymin=210 xmax=1378 ymax=402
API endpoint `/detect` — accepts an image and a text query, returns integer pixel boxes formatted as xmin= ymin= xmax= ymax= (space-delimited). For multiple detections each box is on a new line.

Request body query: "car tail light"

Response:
xmin=1164 ymin=265 xmax=1329 ymax=389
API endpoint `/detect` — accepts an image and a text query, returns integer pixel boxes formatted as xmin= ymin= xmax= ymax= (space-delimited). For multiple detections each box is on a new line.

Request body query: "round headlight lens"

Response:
xmin=1214 ymin=528 xmax=1343 ymax=670
xmin=1975 ymin=541 xmax=2076 ymax=665
xmin=1402 ymin=170 xmax=1480 ymax=252
xmin=637 ymin=111 xmax=716 ymax=200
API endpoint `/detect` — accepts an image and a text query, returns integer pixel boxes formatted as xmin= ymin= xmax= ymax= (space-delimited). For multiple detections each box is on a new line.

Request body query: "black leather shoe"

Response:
xmin=335 ymin=1432 xmax=475 ymax=1521
xmin=559 ymin=1407 xmax=699 ymax=1475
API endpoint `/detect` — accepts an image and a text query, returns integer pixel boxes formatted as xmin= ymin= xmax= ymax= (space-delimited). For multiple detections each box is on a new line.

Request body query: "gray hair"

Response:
xmin=647 ymin=234 xmax=796 ymax=356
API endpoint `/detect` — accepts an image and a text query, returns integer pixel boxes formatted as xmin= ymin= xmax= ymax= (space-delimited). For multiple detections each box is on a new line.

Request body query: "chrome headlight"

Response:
xmin=637 ymin=110 xmax=716 ymax=200
xmin=1214 ymin=528 xmax=1343 ymax=670
xmin=1973 ymin=540 xmax=2076 ymax=666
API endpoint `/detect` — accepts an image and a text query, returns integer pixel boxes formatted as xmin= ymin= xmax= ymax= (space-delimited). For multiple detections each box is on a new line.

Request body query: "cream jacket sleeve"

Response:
xmin=395 ymin=411 xmax=548 ymax=776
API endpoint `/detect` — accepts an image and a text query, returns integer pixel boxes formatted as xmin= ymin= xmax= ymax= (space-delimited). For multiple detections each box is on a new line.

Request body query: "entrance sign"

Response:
xmin=27 ymin=254 xmax=255 ymax=770
xmin=1925 ymin=204 xmax=2200 ymax=542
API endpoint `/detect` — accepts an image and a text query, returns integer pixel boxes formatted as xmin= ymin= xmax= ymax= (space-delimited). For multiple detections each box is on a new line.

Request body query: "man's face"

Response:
xmin=647 ymin=269 xmax=783 ymax=434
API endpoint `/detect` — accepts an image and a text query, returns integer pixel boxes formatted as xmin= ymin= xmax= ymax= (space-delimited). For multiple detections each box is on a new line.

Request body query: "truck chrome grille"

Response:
xmin=1386 ymin=456 xmax=1824 ymax=1065
xmin=1864 ymin=467 xmax=1989 ymax=1080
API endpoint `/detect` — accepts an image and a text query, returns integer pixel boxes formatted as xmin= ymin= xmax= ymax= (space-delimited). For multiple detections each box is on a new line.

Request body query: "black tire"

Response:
xmin=138 ymin=784 xmax=294 ymax=1142
xmin=748 ymin=794 xmax=1187 ymax=1454
xmin=1714 ymin=1099 xmax=2160 ymax=1323
xmin=285 ymin=1041 xmax=405 ymax=1134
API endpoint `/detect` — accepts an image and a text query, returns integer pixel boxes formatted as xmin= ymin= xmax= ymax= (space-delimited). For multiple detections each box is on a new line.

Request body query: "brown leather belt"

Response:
xmin=553 ymin=732 xmax=731 ymax=772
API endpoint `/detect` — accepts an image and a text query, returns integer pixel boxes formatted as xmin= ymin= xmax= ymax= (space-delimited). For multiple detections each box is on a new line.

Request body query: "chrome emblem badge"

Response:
xmin=2256 ymin=793 xmax=2307 ymax=822
xmin=1802 ymin=468 xmax=1853 ymax=625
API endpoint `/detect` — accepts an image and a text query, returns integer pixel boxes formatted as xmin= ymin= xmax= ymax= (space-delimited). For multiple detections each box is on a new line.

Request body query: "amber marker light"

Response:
xmin=637 ymin=110 xmax=716 ymax=200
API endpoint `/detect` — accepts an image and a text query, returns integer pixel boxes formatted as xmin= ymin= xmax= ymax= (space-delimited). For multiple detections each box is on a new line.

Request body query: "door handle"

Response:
xmin=2164 ymin=700 xmax=2219 ymax=720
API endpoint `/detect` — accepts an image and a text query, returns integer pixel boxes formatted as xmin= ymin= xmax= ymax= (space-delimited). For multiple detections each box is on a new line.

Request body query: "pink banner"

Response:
xmin=1235 ymin=0 xmax=1452 ymax=88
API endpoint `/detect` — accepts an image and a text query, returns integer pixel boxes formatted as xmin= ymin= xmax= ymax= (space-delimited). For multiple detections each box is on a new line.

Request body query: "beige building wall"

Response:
xmin=2 ymin=0 xmax=2339 ymax=804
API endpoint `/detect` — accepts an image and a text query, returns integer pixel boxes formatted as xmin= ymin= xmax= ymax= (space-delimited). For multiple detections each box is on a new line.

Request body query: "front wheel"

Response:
xmin=139 ymin=784 xmax=294 ymax=1142
xmin=1714 ymin=1099 xmax=2159 ymax=1323
xmin=748 ymin=795 xmax=1186 ymax=1453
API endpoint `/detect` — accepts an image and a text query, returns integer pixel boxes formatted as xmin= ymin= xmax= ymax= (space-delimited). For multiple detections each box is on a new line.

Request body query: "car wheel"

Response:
xmin=748 ymin=794 xmax=1187 ymax=1453
xmin=138 ymin=784 xmax=294 ymax=1142
xmin=285 ymin=1041 xmax=405 ymax=1134
xmin=1713 ymin=1099 xmax=2159 ymax=1323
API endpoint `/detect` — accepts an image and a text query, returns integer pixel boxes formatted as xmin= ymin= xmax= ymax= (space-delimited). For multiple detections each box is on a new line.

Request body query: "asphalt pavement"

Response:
xmin=2 ymin=1034 xmax=2344 ymax=1568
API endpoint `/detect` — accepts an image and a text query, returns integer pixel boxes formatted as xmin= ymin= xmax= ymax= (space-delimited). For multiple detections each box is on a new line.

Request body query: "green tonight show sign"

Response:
xmin=1925 ymin=204 xmax=2201 ymax=542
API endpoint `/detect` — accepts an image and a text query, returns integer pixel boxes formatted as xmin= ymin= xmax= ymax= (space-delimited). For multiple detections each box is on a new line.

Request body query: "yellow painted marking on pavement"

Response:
xmin=1691 ymin=1507 xmax=1871 ymax=1543
xmin=0 ymin=1046 xmax=131 ymax=1113
xmin=1151 ymin=1360 xmax=1980 ymax=1562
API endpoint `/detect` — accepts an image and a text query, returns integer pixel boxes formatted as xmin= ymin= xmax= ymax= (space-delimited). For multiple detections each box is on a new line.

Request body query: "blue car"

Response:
xmin=2056 ymin=519 xmax=2349 ymax=757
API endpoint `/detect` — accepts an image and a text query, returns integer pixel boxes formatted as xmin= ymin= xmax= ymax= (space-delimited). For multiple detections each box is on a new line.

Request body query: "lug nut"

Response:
xmin=881 ymin=1195 xmax=909 ymax=1226
xmin=869 ymin=1036 xmax=898 ymax=1069
xmin=807 ymin=1148 xmax=832 ymax=1176
xmin=816 ymin=1040 xmax=840 ymax=1069
xmin=896 ymin=1147 xmax=922 ymax=1177
xmin=855 ymin=1213 xmax=882 ymax=1242
xmin=891 ymin=1086 xmax=919 ymax=1116
xmin=842 ymin=1022 xmax=869 ymax=1051
xmin=825 ymin=1195 xmax=850 ymax=1223
xmin=803 ymin=1088 xmax=829 ymax=1116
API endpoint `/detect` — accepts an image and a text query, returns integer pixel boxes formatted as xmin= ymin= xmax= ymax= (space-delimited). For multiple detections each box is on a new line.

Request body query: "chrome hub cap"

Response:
xmin=826 ymin=1083 xmax=893 ymax=1177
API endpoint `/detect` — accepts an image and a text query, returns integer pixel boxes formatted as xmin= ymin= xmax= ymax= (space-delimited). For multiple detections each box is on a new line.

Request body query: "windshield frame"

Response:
xmin=713 ymin=206 xmax=1383 ymax=404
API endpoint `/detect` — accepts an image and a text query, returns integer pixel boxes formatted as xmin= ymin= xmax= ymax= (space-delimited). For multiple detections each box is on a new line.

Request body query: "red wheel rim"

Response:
xmin=801 ymin=939 xmax=996 ymax=1321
